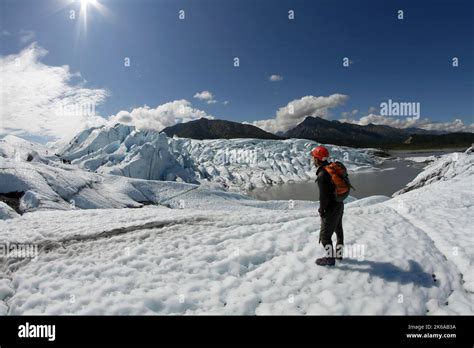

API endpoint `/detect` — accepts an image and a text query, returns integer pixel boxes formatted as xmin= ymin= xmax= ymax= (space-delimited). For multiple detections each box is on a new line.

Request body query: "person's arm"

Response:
xmin=318 ymin=171 xmax=332 ymax=216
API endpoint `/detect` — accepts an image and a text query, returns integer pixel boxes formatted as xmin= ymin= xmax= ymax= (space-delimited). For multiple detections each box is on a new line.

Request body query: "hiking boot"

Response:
xmin=335 ymin=244 xmax=344 ymax=261
xmin=315 ymin=257 xmax=335 ymax=266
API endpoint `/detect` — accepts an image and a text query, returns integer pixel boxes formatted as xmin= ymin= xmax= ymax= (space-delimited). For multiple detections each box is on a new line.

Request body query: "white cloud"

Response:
xmin=193 ymin=90 xmax=217 ymax=104
xmin=248 ymin=119 xmax=281 ymax=134
xmin=108 ymin=100 xmax=214 ymax=131
xmin=418 ymin=119 xmax=474 ymax=132
xmin=269 ymin=74 xmax=283 ymax=82
xmin=222 ymin=100 xmax=229 ymax=105
xmin=0 ymin=43 xmax=109 ymax=140
xmin=193 ymin=90 xmax=213 ymax=100
xmin=341 ymin=114 xmax=474 ymax=132
xmin=250 ymin=94 xmax=349 ymax=133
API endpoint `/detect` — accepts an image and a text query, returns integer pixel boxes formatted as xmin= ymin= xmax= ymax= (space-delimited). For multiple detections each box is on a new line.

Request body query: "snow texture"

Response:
xmin=0 ymin=148 xmax=472 ymax=315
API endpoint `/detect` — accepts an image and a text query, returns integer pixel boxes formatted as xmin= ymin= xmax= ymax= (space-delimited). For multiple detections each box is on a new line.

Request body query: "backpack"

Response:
xmin=323 ymin=161 xmax=353 ymax=202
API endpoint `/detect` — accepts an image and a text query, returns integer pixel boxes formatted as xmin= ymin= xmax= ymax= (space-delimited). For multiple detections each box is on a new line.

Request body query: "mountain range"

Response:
xmin=162 ymin=117 xmax=473 ymax=149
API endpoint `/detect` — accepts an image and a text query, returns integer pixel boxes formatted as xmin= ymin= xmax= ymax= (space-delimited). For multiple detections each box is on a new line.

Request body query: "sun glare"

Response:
xmin=72 ymin=0 xmax=109 ymax=40
xmin=79 ymin=0 xmax=98 ymax=14
xmin=80 ymin=0 xmax=98 ymax=8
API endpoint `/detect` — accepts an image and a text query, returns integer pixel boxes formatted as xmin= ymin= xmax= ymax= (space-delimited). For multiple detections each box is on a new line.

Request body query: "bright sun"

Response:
xmin=80 ymin=0 xmax=98 ymax=7
xmin=53 ymin=0 xmax=108 ymax=41
xmin=76 ymin=0 xmax=103 ymax=34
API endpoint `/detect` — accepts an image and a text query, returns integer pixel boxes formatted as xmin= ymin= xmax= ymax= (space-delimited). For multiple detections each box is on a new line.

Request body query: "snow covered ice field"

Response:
xmin=0 ymin=132 xmax=473 ymax=315
xmin=58 ymin=123 xmax=378 ymax=192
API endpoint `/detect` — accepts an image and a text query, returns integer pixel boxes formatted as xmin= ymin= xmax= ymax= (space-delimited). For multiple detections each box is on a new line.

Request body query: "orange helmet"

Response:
xmin=311 ymin=146 xmax=329 ymax=161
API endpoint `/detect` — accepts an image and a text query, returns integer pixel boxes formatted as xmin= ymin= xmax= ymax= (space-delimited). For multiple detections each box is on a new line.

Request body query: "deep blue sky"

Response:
xmin=1 ymin=0 xmax=473 ymax=124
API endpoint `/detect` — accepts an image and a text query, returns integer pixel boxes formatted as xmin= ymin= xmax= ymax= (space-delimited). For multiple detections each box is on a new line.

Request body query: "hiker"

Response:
xmin=311 ymin=146 xmax=351 ymax=266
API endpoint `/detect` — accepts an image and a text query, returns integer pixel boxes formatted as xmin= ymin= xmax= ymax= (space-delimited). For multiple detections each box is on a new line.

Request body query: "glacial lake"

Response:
xmin=247 ymin=156 xmax=429 ymax=201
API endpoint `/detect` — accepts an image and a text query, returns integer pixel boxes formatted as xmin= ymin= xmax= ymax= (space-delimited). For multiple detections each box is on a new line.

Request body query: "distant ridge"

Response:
xmin=283 ymin=116 xmax=474 ymax=149
xmin=162 ymin=118 xmax=282 ymax=140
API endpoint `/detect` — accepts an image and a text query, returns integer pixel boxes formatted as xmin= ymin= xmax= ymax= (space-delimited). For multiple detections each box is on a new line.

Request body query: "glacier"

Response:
xmin=57 ymin=123 xmax=378 ymax=192
xmin=0 ymin=134 xmax=472 ymax=315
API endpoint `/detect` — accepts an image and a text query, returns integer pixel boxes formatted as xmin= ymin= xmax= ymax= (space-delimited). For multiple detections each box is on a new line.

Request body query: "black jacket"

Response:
xmin=316 ymin=161 xmax=336 ymax=214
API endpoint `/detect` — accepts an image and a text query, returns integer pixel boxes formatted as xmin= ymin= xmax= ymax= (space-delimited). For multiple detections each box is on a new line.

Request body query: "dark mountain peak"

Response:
xmin=162 ymin=118 xmax=281 ymax=140
xmin=301 ymin=116 xmax=328 ymax=124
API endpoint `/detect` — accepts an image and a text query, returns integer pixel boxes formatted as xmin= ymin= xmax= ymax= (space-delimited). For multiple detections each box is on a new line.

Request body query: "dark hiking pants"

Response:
xmin=319 ymin=202 xmax=344 ymax=257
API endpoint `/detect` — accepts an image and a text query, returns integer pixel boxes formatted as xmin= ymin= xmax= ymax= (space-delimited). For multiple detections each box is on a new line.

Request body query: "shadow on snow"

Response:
xmin=337 ymin=259 xmax=436 ymax=288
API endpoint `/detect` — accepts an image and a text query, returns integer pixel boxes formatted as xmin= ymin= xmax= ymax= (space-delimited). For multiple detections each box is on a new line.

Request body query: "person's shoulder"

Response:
xmin=316 ymin=166 xmax=329 ymax=178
